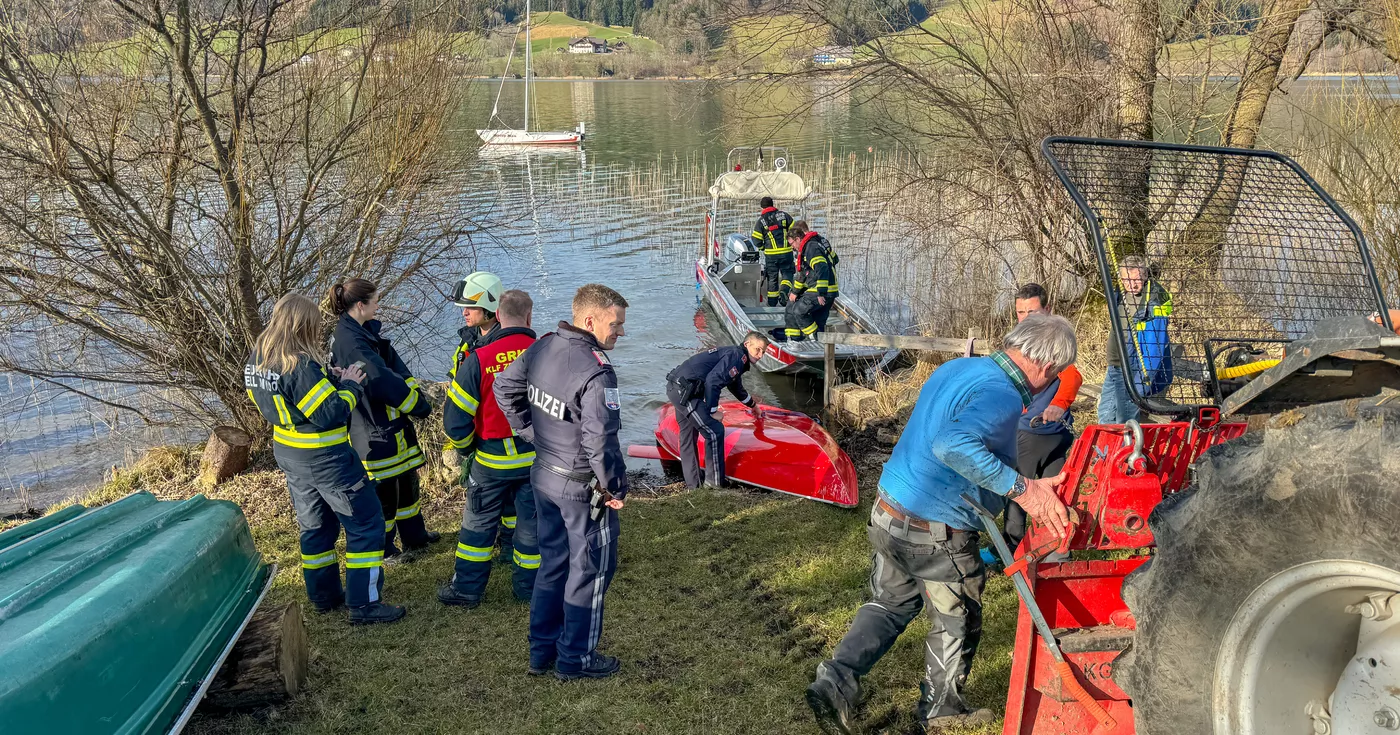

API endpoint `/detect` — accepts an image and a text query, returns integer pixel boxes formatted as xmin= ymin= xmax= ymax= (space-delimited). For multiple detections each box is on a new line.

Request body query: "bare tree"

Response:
xmin=0 ymin=0 xmax=485 ymax=430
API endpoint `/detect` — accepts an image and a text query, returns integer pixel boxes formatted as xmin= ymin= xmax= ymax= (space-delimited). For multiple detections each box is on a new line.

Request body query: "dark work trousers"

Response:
xmin=287 ymin=473 xmax=386 ymax=609
xmin=377 ymin=470 xmax=431 ymax=551
xmin=764 ymin=252 xmax=796 ymax=306
xmin=529 ymin=470 xmax=620 ymax=674
xmin=1004 ymin=429 xmax=1075 ymax=553
xmin=449 ymin=463 xmax=539 ymax=601
xmin=815 ymin=499 xmax=987 ymax=723
xmin=784 ymin=292 xmax=834 ymax=341
xmin=665 ymin=380 xmax=726 ymax=488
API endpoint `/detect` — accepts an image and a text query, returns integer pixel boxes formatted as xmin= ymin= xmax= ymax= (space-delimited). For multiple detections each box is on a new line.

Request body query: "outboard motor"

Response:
xmin=723 ymin=233 xmax=762 ymax=264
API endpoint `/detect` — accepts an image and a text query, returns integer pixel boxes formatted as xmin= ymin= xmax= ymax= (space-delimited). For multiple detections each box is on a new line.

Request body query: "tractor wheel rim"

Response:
xmin=1214 ymin=560 xmax=1400 ymax=735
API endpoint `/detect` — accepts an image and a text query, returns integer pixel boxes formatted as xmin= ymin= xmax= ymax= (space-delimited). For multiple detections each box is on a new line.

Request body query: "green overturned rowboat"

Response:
xmin=0 ymin=492 xmax=271 ymax=734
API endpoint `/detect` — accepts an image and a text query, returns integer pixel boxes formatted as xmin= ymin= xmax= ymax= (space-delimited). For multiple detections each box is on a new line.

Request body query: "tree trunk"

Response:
xmin=202 ymin=602 xmax=309 ymax=711
xmin=198 ymin=426 xmax=253 ymax=488
xmin=1224 ymin=0 xmax=1315 ymax=149
xmin=1178 ymin=0 xmax=1313 ymax=259
xmin=1106 ymin=0 xmax=1161 ymax=257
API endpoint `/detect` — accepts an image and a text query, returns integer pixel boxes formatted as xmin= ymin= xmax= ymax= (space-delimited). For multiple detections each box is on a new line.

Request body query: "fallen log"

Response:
xmin=198 ymin=426 xmax=253 ymax=488
xmin=202 ymin=602 xmax=309 ymax=711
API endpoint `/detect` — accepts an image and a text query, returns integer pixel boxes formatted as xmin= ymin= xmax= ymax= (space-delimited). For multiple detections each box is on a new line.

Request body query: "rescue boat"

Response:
xmin=628 ymin=401 xmax=858 ymax=507
xmin=697 ymin=147 xmax=894 ymax=374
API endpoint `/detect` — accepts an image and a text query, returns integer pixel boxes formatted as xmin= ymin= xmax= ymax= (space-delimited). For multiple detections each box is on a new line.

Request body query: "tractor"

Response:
xmin=1000 ymin=138 xmax=1400 ymax=735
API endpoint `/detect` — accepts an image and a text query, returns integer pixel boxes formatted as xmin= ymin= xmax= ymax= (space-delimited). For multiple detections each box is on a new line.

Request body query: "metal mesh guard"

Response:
xmin=1043 ymin=137 xmax=1387 ymax=413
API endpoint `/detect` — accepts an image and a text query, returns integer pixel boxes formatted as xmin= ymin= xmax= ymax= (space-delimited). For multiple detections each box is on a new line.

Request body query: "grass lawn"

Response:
xmin=30 ymin=437 xmax=1015 ymax=735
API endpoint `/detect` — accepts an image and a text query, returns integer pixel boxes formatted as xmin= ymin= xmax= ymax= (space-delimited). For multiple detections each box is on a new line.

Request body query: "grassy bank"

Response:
xmin=32 ymin=433 xmax=1015 ymax=735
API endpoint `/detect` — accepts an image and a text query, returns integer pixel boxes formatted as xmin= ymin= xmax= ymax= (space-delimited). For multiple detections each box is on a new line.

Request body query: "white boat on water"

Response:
xmin=697 ymin=147 xmax=894 ymax=374
xmin=477 ymin=0 xmax=586 ymax=146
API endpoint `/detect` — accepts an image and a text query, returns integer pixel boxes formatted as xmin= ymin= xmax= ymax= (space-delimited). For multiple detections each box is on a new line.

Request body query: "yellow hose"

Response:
xmin=1217 ymin=359 xmax=1280 ymax=380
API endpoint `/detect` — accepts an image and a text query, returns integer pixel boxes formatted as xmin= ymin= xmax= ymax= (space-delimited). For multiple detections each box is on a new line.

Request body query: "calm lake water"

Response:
xmin=1 ymin=76 xmax=1388 ymax=510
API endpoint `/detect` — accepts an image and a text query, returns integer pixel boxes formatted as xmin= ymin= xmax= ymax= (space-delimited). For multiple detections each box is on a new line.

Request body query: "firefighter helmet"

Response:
xmin=451 ymin=271 xmax=504 ymax=312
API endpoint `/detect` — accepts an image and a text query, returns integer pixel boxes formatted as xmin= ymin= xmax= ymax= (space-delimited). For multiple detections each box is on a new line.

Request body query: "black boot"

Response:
xmin=312 ymin=597 xmax=345 ymax=614
xmin=805 ymin=675 xmax=855 ymax=735
xmin=437 ymin=583 xmax=481 ymax=609
xmin=402 ymin=530 xmax=441 ymax=554
xmin=348 ymin=601 xmax=407 ymax=625
xmin=555 ymin=653 xmax=621 ymax=681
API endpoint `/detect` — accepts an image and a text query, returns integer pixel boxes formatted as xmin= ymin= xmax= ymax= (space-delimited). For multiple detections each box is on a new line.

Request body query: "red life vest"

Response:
xmin=473 ymin=331 xmax=536 ymax=440
xmin=795 ymin=231 xmax=820 ymax=269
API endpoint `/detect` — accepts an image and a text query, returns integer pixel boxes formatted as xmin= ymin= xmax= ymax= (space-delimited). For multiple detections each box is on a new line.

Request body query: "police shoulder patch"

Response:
xmin=604 ymin=387 xmax=621 ymax=411
xmin=729 ymin=366 xmax=739 ymax=377
xmin=592 ymin=349 xmax=611 ymax=366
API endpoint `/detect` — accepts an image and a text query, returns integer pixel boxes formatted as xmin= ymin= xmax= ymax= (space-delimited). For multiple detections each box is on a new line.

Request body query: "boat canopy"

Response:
xmin=709 ymin=171 xmax=811 ymax=202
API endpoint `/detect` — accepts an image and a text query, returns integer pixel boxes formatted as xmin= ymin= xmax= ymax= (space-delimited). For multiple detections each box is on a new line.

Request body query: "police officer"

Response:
xmin=782 ymin=222 xmax=840 ymax=342
xmin=750 ymin=196 xmax=795 ymax=306
xmin=439 ymin=289 xmax=540 ymax=607
xmin=328 ymin=278 xmax=440 ymax=560
xmin=664 ymin=333 xmax=767 ymax=489
xmin=245 ymin=293 xmax=405 ymax=625
xmin=495 ymin=283 xmax=630 ymax=681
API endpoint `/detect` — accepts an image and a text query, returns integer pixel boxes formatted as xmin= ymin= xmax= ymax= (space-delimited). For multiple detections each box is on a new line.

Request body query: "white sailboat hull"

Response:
xmin=476 ymin=129 xmax=582 ymax=146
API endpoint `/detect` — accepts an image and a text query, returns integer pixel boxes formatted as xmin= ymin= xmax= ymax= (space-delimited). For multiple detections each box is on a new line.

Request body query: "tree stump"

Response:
xmin=198 ymin=426 xmax=252 ymax=488
xmin=202 ymin=602 xmax=309 ymax=711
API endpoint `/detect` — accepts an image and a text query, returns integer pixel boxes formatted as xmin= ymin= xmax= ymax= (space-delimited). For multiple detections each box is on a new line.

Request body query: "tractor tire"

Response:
xmin=1119 ymin=401 xmax=1400 ymax=735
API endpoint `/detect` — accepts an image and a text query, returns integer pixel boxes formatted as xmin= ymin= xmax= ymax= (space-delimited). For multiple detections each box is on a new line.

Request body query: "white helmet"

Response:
xmin=451 ymin=271 xmax=504 ymax=311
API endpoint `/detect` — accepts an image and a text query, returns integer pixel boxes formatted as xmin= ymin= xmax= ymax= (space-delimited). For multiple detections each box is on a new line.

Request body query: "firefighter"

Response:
xmin=806 ymin=315 xmax=1075 ymax=733
xmin=750 ymin=196 xmax=795 ymax=306
xmin=447 ymin=270 xmax=515 ymax=558
xmin=439 ymin=289 xmax=540 ymax=608
xmin=495 ymin=283 xmax=630 ymax=681
xmin=781 ymin=222 xmax=840 ymax=342
xmin=244 ymin=293 xmax=405 ymax=624
xmin=664 ymin=332 xmax=767 ymax=489
xmin=329 ymin=279 xmax=440 ymax=561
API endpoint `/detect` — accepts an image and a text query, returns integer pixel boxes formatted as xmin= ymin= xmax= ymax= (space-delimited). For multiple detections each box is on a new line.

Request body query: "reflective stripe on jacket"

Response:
xmin=444 ymin=326 xmax=538 ymax=475
xmin=245 ymin=351 xmax=367 ymax=488
xmin=329 ymin=315 xmax=432 ymax=481
xmin=749 ymin=207 xmax=794 ymax=256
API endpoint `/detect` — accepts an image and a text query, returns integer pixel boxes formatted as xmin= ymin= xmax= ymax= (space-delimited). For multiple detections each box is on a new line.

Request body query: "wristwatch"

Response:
xmin=1006 ymin=476 xmax=1028 ymax=500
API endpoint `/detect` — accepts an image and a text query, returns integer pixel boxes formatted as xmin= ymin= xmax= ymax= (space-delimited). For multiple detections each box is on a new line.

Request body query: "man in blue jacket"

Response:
xmin=806 ymin=315 xmax=1076 ymax=734
xmin=1098 ymin=255 xmax=1173 ymax=424
xmin=664 ymin=332 xmax=768 ymax=489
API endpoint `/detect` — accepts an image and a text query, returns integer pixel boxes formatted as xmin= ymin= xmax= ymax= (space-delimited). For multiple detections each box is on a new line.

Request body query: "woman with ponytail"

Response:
xmin=244 ymin=293 xmax=406 ymax=625
xmin=328 ymin=278 xmax=440 ymax=561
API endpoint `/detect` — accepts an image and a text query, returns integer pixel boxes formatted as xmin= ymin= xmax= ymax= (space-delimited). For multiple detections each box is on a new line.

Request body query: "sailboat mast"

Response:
xmin=523 ymin=0 xmax=531 ymax=133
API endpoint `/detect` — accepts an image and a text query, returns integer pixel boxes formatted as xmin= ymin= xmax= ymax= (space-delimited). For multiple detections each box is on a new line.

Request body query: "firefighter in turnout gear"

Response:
xmin=495 ymin=284 xmax=630 ymax=681
xmin=782 ymin=222 xmax=840 ymax=342
xmin=446 ymin=270 xmax=516 ymax=558
xmin=751 ymin=196 xmax=796 ymax=306
xmin=328 ymin=279 xmax=440 ymax=560
xmin=244 ymin=294 xmax=405 ymax=625
xmin=439 ymin=289 xmax=541 ymax=607
xmin=664 ymin=333 xmax=767 ymax=489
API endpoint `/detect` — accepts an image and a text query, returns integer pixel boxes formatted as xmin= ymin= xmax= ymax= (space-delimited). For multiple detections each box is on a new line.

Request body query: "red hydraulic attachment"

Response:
xmin=1002 ymin=420 xmax=1247 ymax=735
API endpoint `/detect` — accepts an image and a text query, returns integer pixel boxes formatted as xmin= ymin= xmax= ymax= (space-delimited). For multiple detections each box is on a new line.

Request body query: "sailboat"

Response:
xmin=477 ymin=0 xmax=586 ymax=146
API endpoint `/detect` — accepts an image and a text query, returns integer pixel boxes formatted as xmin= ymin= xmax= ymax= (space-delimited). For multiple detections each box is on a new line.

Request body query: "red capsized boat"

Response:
xmin=627 ymin=401 xmax=858 ymax=508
